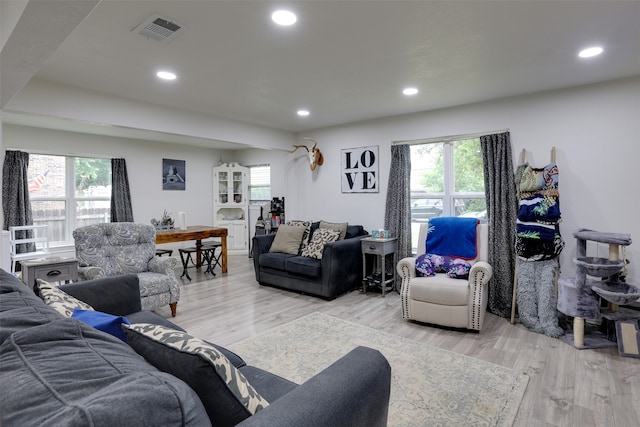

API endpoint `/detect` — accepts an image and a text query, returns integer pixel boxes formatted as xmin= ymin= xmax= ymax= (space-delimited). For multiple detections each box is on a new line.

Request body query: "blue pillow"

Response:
xmin=72 ymin=308 xmax=131 ymax=342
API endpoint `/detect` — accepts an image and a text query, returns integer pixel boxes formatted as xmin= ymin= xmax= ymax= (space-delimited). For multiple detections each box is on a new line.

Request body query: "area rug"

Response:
xmin=229 ymin=312 xmax=528 ymax=427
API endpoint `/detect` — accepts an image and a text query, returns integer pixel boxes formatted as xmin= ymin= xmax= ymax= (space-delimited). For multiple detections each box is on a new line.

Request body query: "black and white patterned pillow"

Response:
xmin=301 ymin=228 xmax=340 ymax=259
xmin=123 ymin=323 xmax=269 ymax=424
xmin=36 ymin=279 xmax=94 ymax=317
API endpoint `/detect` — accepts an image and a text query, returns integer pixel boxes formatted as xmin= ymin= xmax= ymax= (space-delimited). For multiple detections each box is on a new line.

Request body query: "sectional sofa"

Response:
xmin=0 ymin=269 xmax=391 ymax=426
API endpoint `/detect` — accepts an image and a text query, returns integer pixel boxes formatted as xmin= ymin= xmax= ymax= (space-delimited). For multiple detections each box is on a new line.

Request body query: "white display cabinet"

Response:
xmin=213 ymin=163 xmax=248 ymax=251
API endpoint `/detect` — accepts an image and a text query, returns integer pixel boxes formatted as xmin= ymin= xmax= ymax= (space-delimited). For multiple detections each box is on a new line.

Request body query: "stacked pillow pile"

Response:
xmin=268 ymin=220 xmax=348 ymax=259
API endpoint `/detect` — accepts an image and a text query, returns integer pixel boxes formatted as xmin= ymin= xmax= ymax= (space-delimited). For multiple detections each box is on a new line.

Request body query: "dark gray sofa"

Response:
xmin=252 ymin=223 xmax=369 ymax=299
xmin=0 ymin=269 xmax=391 ymax=427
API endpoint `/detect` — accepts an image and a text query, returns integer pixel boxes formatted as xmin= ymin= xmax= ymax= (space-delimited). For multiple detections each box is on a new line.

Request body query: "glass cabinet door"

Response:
xmin=218 ymin=171 xmax=228 ymax=204
xmin=232 ymin=171 xmax=243 ymax=204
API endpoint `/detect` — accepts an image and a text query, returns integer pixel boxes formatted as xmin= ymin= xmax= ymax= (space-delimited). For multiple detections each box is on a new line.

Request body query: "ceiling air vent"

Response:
xmin=132 ymin=14 xmax=183 ymax=43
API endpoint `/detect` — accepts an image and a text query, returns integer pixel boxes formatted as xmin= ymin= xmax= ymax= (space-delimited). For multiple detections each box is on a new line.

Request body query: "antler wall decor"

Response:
xmin=291 ymin=137 xmax=324 ymax=171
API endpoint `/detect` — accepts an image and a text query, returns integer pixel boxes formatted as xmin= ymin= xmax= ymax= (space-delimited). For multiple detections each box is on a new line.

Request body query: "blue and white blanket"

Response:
xmin=426 ymin=217 xmax=479 ymax=260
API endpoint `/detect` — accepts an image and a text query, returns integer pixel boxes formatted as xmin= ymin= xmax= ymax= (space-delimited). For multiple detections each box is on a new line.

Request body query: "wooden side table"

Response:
xmin=21 ymin=258 xmax=79 ymax=287
xmin=361 ymin=237 xmax=398 ymax=297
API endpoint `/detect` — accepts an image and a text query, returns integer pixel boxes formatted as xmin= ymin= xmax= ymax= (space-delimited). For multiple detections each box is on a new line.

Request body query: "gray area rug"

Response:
xmin=229 ymin=312 xmax=529 ymax=427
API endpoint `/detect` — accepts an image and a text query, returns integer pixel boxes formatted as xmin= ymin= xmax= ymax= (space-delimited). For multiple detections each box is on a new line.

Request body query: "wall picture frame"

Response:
xmin=341 ymin=145 xmax=378 ymax=193
xmin=162 ymin=158 xmax=186 ymax=190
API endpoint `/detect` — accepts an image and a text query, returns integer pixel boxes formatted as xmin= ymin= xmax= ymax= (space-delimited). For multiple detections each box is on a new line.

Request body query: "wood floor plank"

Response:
xmin=156 ymin=255 xmax=640 ymax=427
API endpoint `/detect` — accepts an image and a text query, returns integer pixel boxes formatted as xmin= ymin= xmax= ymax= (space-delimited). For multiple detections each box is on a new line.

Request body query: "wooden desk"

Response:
xmin=155 ymin=226 xmax=228 ymax=273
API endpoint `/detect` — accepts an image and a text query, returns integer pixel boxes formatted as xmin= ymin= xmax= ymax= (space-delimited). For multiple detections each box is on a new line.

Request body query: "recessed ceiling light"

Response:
xmin=157 ymin=71 xmax=177 ymax=80
xmin=272 ymin=10 xmax=297 ymax=26
xmin=297 ymin=110 xmax=310 ymax=117
xmin=403 ymin=87 xmax=419 ymax=96
xmin=578 ymin=46 xmax=603 ymax=58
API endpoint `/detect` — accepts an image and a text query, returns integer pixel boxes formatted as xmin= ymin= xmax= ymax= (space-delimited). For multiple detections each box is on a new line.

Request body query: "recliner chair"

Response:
xmin=73 ymin=222 xmax=180 ymax=316
xmin=396 ymin=222 xmax=492 ymax=331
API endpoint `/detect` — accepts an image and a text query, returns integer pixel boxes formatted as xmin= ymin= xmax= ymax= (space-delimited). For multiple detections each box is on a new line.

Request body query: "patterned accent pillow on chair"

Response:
xmin=123 ymin=323 xmax=269 ymax=425
xmin=36 ymin=279 xmax=94 ymax=317
xmin=301 ymin=228 xmax=340 ymax=259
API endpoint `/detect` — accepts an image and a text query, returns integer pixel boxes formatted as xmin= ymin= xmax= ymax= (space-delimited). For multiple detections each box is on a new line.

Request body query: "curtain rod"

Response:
xmin=392 ymin=129 xmax=509 ymax=146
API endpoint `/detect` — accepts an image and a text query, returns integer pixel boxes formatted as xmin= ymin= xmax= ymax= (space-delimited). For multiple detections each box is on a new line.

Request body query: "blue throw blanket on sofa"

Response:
xmin=426 ymin=217 xmax=479 ymax=260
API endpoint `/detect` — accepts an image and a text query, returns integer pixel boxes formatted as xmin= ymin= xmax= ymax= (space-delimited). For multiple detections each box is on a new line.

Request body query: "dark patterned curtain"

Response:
xmin=480 ymin=132 xmax=517 ymax=317
xmin=2 ymin=150 xmax=34 ymax=253
xmin=111 ymin=158 xmax=134 ymax=222
xmin=384 ymin=144 xmax=411 ymax=260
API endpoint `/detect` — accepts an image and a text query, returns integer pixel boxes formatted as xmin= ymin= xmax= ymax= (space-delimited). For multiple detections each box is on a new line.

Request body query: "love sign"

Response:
xmin=341 ymin=145 xmax=379 ymax=193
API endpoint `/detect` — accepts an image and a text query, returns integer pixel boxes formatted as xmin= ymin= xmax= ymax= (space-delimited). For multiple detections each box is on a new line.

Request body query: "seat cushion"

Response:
xmin=259 ymin=252 xmax=296 ymax=271
xmin=0 ymin=318 xmax=209 ymax=426
xmin=285 ymin=256 xmax=322 ymax=278
xmin=238 ymin=365 xmax=298 ymax=403
xmin=0 ymin=290 xmax=61 ymax=344
xmin=409 ymin=274 xmax=469 ymax=306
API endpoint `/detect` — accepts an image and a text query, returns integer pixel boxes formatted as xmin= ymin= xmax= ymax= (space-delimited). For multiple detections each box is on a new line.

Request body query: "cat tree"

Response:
xmin=557 ymin=229 xmax=640 ymax=353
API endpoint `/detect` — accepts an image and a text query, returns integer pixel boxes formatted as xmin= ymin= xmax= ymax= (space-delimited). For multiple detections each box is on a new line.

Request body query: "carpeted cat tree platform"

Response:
xmin=557 ymin=229 xmax=640 ymax=357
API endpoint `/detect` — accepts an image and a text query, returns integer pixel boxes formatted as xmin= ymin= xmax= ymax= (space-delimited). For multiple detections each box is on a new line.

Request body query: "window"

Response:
xmin=28 ymin=154 xmax=111 ymax=246
xmin=410 ymin=138 xmax=486 ymax=252
xmin=248 ymin=165 xmax=270 ymax=202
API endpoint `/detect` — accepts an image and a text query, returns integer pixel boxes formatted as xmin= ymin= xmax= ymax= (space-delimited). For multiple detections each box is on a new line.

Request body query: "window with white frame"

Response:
xmin=410 ymin=138 xmax=486 ymax=252
xmin=248 ymin=165 xmax=270 ymax=202
xmin=28 ymin=154 xmax=111 ymax=246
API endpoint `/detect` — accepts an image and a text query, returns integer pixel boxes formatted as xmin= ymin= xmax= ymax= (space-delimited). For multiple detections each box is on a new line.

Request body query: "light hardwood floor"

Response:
xmin=156 ymin=255 xmax=639 ymax=427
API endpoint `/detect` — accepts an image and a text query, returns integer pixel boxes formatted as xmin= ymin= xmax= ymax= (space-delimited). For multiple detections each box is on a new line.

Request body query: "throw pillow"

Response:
xmin=416 ymin=254 xmax=472 ymax=279
xmin=123 ymin=323 xmax=269 ymax=425
xmin=286 ymin=220 xmax=312 ymax=252
xmin=268 ymin=224 xmax=306 ymax=254
xmin=319 ymin=220 xmax=348 ymax=240
xmin=301 ymin=228 xmax=340 ymax=259
xmin=36 ymin=279 xmax=94 ymax=317
xmin=72 ymin=308 xmax=130 ymax=342
xmin=415 ymin=254 xmax=436 ymax=277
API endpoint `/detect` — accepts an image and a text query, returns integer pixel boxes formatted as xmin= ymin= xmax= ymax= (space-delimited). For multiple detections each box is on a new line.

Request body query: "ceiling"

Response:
xmin=3 ymin=0 xmax=640 ymax=142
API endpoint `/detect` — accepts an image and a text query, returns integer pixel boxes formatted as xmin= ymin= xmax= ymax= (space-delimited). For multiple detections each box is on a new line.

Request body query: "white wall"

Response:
xmin=281 ymin=76 xmax=640 ymax=283
xmin=3 ymin=124 xmax=221 ymax=229
xmin=3 ymin=76 xmax=639 ymax=283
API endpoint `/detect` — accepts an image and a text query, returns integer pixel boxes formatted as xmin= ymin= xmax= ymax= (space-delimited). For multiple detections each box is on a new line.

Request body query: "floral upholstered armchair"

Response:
xmin=73 ymin=222 xmax=180 ymax=316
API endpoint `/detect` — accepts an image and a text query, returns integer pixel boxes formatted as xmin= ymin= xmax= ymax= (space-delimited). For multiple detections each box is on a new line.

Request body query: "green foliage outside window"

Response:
xmin=75 ymin=158 xmax=111 ymax=194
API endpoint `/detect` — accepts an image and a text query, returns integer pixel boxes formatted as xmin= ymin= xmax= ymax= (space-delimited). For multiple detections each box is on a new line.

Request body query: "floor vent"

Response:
xmin=132 ymin=14 xmax=183 ymax=43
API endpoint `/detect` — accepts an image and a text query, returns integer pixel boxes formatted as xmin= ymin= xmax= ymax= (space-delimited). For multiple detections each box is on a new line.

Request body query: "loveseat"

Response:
xmin=252 ymin=221 xmax=369 ymax=299
xmin=0 ymin=269 xmax=391 ymax=426
xmin=73 ymin=222 xmax=180 ymax=316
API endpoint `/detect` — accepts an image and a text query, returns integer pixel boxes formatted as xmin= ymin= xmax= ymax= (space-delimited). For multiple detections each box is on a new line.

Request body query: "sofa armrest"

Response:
xmin=147 ymin=255 xmax=177 ymax=274
xmin=321 ymin=235 xmax=367 ymax=294
xmin=77 ymin=265 xmax=104 ymax=281
xmin=253 ymin=233 xmax=276 ymax=256
xmin=236 ymin=346 xmax=391 ymax=427
xmin=469 ymin=261 xmax=492 ymax=287
xmin=396 ymin=257 xmax=417 ymax=279
xmin=252 ymin=234 xmax=276 ymax=281
xmin=59 ymin=274 xmax=142 ymax=315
